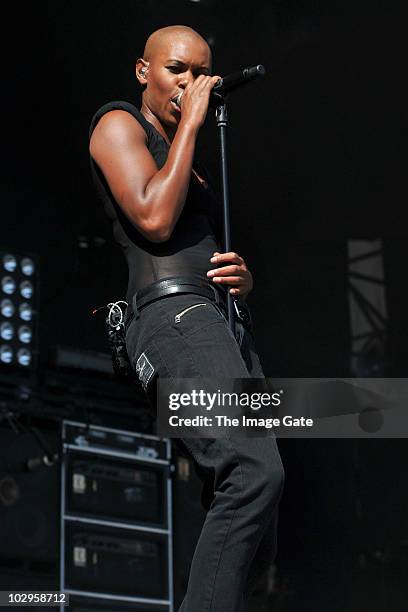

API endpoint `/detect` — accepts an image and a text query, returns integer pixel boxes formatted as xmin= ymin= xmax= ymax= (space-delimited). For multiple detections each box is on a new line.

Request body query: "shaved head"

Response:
xmin=136 ymin=25 xmax=214 ymax=135
xmin=143 ymin=25 xmax=211 ymax=63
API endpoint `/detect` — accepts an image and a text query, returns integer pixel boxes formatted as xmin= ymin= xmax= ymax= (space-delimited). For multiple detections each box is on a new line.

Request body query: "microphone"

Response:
xmin=172 ymin=64 xmax=265 ymax=108
xmin=213 ymin=64 xmax=265 ymax=97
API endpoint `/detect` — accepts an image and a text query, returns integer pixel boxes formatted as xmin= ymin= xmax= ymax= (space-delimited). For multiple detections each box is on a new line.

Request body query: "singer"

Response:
xmin=89 ymin=25 xmax=284 ymax=611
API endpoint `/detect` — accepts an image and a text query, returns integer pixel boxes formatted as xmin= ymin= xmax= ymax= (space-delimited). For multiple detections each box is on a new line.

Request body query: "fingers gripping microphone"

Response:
xmin=172 ymin=64 xmax=265 ymax=108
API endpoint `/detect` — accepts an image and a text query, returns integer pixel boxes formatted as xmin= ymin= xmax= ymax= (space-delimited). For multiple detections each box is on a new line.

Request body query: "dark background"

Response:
xmin=2 ymin=1 xmax=408 ymax=610
xmin=4 ymin=0 xmax=407 ymax=376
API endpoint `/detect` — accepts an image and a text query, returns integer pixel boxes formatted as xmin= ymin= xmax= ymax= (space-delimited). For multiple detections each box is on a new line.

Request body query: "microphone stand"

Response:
xmin=215 ymin=98 xmax=235 ymax=335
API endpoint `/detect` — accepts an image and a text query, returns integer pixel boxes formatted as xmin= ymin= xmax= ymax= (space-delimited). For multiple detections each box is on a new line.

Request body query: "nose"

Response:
xmin=178 ymin=70 xmax=194 ymax=89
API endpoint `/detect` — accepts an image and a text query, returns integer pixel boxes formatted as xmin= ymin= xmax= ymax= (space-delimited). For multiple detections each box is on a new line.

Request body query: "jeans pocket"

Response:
xmin=174 ymin=303 xmax=208 ymax=323
xmin=170 ymin=297 xmax=226 ymax=338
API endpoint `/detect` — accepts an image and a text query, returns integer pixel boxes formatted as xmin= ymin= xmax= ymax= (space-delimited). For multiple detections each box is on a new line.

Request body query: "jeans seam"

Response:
xmin=206 ymin=440 xmax=244 ymax=612
xmin=150 ymin=339 xmax=176 ymax=383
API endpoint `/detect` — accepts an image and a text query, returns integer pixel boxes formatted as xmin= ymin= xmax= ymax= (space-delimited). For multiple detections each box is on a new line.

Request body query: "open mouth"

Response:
xmin=171 ymin=93 xmax=182 ymax=109
xmin=170 ymin=99 xmax=181 ymax=113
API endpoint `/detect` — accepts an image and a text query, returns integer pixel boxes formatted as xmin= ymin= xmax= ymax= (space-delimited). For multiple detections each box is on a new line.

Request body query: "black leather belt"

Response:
xmin=137 ymin=277 xmax=224 ymax=309
xmin=124 ymin=276 xmax=253 ymax=332
xmin=124 ymin=276 xmax=226 ymax=329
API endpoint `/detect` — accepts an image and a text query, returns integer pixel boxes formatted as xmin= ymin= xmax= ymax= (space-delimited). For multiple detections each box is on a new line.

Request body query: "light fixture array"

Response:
xmin=0 ymin=251 xmax=38 ymax=369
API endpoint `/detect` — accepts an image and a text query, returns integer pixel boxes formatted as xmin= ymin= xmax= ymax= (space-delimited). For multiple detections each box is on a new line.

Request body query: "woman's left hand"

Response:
xmin=207 ymin=251 xmax=253 ymax=299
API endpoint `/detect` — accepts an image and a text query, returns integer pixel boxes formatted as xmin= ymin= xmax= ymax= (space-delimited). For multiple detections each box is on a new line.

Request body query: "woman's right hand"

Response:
xmin=179 ymin=75 xmax=221 ymax=130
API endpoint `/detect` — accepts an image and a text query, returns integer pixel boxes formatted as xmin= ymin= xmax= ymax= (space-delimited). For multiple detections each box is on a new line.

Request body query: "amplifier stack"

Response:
xmin=60 ymin=421 xmax=173 ymax=611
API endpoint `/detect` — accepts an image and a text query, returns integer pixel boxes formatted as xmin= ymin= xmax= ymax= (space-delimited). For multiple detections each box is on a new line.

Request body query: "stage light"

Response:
xmin=2 ymin=254 xmax=17 ymax=273
xmin=0 ymin=345 xmax=13 ymax=364
xmin=18 ymin=325 xmax=32 ymax=344
xmin=19 ymin=303 xmax=32 ymax=322
xmin=1 ymin=276 xmax=16 ymax=295
xmin=20 ymin=280 xmax=34 ymax=299
xmin=0 ymin=250 xmax=38 ymax=370
xmin=17 ymin=348 xmax=31 ymax=367
xmin=1 ymin=299 xmax=15 ymax=318
xmin=21 ymin=257 xmax=35 ymax=276
xmin=0 ymin=322 xmax=14 ymax=341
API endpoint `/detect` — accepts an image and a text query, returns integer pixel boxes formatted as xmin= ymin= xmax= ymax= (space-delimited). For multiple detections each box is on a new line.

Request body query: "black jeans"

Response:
xmin=125 ymin=293 xmax=285 ymax=612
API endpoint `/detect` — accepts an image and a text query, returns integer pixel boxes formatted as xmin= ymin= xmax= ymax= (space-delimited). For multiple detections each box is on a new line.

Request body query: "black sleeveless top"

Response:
xmin=89 ymin=100 xmax=222 ymax=304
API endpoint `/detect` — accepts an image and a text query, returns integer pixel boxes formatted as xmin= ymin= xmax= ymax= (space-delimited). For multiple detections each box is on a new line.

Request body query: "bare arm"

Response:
xmin=89 ymin=75 xmax=219 ymax=242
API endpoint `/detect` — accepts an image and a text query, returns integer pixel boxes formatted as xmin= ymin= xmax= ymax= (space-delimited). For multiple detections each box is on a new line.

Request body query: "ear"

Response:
xmin=136 ymin=58 xmax=149 ymax=86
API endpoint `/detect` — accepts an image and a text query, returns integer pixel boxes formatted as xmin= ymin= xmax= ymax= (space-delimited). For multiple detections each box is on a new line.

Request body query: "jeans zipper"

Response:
xmin=174 ymin=303 xmax=207 ymax=323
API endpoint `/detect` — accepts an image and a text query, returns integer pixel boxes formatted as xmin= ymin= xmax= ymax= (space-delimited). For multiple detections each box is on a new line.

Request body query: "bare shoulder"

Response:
xmin=89 ymin=110 xmax=146 ymax=158
xmin=87 ymin=107 xmax=158 ymax=235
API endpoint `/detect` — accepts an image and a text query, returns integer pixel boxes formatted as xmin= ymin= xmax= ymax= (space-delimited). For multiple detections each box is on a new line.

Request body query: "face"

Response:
xmin=139 ymin=33 xmax=212 ymax=127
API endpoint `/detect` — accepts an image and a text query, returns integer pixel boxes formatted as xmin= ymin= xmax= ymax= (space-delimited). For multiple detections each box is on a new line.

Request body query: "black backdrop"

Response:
xmin=4 ymin=0 xmax=407 ymax=375
xmin=2 ymin=3 xmax=408 ymax=609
